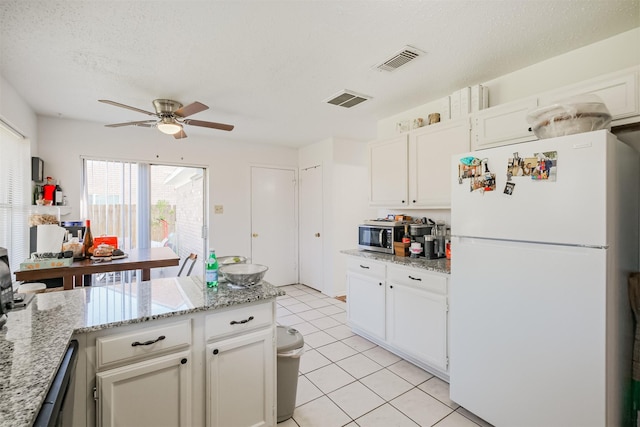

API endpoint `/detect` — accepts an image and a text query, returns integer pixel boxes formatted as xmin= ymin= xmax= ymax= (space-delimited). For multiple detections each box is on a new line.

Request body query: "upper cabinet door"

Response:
xmin=369 ymin=135 xmax=409 ymax=207
xmin=472 ymin=97 xmax=538 ymax=150
xmin=539 ymin=68 xmax=639 ymax=122
xmin=408 ymin=119 xmax=471 ymax=209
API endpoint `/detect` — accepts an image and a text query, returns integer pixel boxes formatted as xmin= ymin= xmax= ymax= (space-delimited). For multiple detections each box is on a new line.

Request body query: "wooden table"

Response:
xmin=14 ymin=247 xmax=180 ymax=290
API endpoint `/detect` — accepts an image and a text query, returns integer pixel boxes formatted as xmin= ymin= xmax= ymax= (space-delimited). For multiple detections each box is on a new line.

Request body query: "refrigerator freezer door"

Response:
xmin=451 ymin=130 xmax=636 ymax=247
xmin=450 ymin=237 xmax=607 ymax=427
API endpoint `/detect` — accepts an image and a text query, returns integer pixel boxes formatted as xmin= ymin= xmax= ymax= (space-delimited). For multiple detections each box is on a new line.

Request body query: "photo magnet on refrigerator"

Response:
xmin=504 ymin=182 xmax=515 ymax=196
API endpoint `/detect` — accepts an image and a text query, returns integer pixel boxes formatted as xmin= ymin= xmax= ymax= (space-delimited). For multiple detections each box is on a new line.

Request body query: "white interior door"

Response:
xmin=250 ymin=166 xmax=297 ymax=286
xmin=299 ymin=165 xmax=323 ymax=291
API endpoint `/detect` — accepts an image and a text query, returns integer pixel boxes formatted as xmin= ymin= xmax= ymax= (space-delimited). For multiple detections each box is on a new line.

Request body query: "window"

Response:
xmin=0 ymin=124 xmax=29 ymax=276
xmin=83 ymin=158 xmax=206 ymax=279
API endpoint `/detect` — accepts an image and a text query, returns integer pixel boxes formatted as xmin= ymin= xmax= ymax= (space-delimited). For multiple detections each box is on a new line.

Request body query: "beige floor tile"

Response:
xmin=390 ymin=388 xmax=453 ymax=427
xmin=387 ymin=360 xmax=433 ymax=386
xmin=360 ymin=368 xmax=413 ymax=401
xmin=308 ymin=316 xmax=341 ymax=330
xmin=297 ymin=309 xmax=327 ymax=321
xmin=303 ymin=330 xmax=338 ymax=348
xmin=433 ymin=411 xmax=483 ymax=427
xmin=286 ymin=289 xmax=310 ymax=297
xmin=330 ymin=312 xmax=347 ymax=323
xmin=276 ymin=416 xmax=299 ymax=427
xmin=455 ymin=408 xmax=494 ymax=427
xmin=324 ymin=324 xmax=355 ymax=340
xmin=288 ymin=302 xmax=314 ymax=313
xmin=342 ymin=335 xmax=378 ymax=352
xmin=299 ymin=349 xmax=332 ymax=374
xmin=278 ymin=314 xmax=306 ymax=326
xmin=361 ymin=345 xmax=402 ymax=366
xmin=279 ymin=297 xmax=303 ymax=307
xmin=327 ymin=381 xmax=385 ymax=419
xmin=317 ymin=304 xmax=345 ymax=315
xmin=418 ymin=377 xmax=459 ymax=409
xmin=315 ymin=341 xmax=358 ymax=362
xmin=355 ymin=403 xmax=419 ymax=427
xmin=295 ymin=375 xmax=324 ymax=406
xmin=288 ymin=321 xmax=320 ymax=336
xmin=336 ymin=353 xmax=383 ymax=379
xmin=305 ymin=364 xmax=356 ymax=394
xmin=305 ymin=298 xmax=333 ymax=309
xmin=293 ymin=396 xmax=351 ymax=427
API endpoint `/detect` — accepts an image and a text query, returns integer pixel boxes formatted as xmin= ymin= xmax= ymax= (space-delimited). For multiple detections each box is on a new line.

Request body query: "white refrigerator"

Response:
xmin=449 ymin=130 xmax=639 ymax=427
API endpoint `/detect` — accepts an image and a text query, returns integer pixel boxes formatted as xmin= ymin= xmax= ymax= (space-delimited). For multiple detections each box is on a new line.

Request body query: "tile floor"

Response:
xmin=276 ymin=284 xmax=493 ymax=427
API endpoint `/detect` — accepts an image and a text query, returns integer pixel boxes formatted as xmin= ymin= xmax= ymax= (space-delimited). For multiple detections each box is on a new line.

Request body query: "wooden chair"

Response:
xmin=177 ymin=253 xmax=198 ymax=276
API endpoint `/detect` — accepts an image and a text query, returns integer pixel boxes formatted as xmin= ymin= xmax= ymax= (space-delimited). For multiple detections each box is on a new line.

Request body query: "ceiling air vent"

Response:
xmin=324 ymin=90 xmax=371 ymax=108
xmin=375 ymin=45 xmax=424 ymax=72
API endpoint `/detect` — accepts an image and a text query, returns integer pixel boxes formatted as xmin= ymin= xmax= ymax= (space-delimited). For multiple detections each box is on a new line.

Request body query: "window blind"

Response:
xmin=0 ymin=124 xmax=29 ymax=276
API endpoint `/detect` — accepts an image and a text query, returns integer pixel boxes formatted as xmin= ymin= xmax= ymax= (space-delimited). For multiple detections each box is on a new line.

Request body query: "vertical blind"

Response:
xmin=0 ymin=125 xmax=29 ymax=275
xmin=83 ymin=158 xmax=139 ymax=251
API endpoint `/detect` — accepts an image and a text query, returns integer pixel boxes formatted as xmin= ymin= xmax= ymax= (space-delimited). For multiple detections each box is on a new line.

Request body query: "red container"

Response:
xmin=94 ymin=236 xmax=118 ymax=249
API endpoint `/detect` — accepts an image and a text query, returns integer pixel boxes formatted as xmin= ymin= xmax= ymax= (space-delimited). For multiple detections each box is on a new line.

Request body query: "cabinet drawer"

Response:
xmin=206 ymin=301 xmax=273 ymax=341
xmin=387 ymin=265 xmax=447 ymax=295
xmin=347 ymin=257 xmax=385 ymax=278
xmin=97 ymin=319 xmax=192 ymax=369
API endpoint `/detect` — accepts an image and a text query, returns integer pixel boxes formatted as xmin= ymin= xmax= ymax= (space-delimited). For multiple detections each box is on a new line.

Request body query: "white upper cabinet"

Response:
xmin=472 ymin=97 xmax=539 ymax=150
xmin=368 ymin=135 xmax=409 ymax=207
xmin=408 ymin=119 xmax=471 ymax=208
xmin=538 ymin=68 xmax=639 ymax=124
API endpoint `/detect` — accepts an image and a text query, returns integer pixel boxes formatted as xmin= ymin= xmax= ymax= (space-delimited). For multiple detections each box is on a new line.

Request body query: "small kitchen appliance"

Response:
xmin=358 ymin=224 xmax=404 ymax=254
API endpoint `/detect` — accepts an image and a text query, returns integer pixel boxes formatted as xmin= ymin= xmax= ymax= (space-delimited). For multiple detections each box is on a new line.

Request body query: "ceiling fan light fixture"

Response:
xmin=157 ymin=119 xmax=182 ymax=135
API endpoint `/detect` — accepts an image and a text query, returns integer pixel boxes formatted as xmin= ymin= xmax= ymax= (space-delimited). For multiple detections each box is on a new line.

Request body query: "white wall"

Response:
xmin=36 ymin=116 xmax=298 ymax=262
xmin=377 ymin=27 xmax=640 ymax=139
xmin=299 ymin=137 xmax=376 ymax=296
xmin=0 ymin=75 xmax=37 ymax=152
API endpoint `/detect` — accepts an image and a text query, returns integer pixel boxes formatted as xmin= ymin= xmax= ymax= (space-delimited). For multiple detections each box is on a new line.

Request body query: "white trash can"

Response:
xmin=276 ymin=326 xmax=304 ymax=423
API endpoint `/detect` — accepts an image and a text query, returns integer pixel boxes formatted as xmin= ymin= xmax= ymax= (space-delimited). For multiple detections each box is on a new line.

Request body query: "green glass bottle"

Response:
xmin=205 ymin=249 xmax=219 ymax=288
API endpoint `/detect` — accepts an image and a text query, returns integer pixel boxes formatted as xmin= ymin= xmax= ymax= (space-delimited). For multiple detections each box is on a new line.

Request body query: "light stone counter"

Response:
xmin=341 ymin=249 xmax=450 ymax=275
xmin=0 ymin=276 xmax=284 ymax=427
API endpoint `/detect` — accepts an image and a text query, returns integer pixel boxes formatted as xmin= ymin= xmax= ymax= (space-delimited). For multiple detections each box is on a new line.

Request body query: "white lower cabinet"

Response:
xmin=346 ymin=257 xmax=449 ymax=378
xmin=386 ymin=266 xmax=448 ymax=372
xmin=96 ymin=350 xmax=192 ymax=427
xmin=346 ymin=258 xmax=386 ymax=341
xmin=205 ymin=328 xmax=275 ymax=427
xmin=76 ymin=302 xmax=276 ymax=427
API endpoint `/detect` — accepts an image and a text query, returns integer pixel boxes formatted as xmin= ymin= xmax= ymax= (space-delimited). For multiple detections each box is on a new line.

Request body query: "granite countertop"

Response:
xmin=0 ymin=276 xmax=284 ymax=427
xmin=341 ymin=249 xmax=450 ymax=275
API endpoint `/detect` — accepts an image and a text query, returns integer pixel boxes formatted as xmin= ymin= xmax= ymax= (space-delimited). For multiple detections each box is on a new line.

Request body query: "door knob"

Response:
xmin=315 ymin=233 xmax=320 ymax=237
xmin=252 ymin=233 xmax=258 ymax=238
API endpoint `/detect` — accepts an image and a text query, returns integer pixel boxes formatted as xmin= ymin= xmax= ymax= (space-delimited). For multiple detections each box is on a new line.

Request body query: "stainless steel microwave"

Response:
xmin=358 ymin=224 xmax=404 ymax=254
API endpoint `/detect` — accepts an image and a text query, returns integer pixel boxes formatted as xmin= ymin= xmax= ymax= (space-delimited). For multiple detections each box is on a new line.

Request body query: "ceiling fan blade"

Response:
xmin=175 ymin=101 xmax=209 ymax=118
xmin=173 ymin=128 xmax=188 ymax=139
xmin=99 ymin=100 xmax=156 ymax=116
xmin=183 ymin=119 xmax=234 ymax=131
xmin=105 ymin=120 xmax=157 ymax=128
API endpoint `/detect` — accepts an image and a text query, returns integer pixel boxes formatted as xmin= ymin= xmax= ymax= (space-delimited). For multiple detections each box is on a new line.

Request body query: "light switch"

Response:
xmin=214 ymin=205 xmax=224 ymax=214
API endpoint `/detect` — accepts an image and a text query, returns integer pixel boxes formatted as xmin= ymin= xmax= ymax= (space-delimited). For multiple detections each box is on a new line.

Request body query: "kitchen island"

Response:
xmin=0 ymin=276 xmax=284 ymax=427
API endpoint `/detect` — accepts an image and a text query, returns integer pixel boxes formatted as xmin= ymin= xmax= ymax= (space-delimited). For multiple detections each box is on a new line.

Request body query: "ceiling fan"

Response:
xmin=99 ymin=99 xmax=234 ymax=139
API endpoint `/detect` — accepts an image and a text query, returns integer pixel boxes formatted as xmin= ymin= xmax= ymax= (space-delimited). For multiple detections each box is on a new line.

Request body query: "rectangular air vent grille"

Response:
xmin=375 ymin=45 xmax=424 ymax=72
xmin=325 ymin=90 xmax=371 ymax=108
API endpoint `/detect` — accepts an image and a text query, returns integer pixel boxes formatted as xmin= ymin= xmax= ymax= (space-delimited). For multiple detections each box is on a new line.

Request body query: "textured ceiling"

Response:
xmin=0 ymin=0 xmax=638 ymax=147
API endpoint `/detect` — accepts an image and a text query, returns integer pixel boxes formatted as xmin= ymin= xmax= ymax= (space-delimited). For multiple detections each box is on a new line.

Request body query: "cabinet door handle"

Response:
xmin=390 ymin=285 xmax=394 ymax=289
xmin=379 ymin=282 xmax=382 ymax=286
xmin=213 ymin=349 xmax=219 ymax=355
xmin=230 ymin=316 xmax=254 ymax=325
xmin=401 ymin=200 xmax=405 ymax=204
xmin=408 ymin=275 xmax=422 ymax=281
xmin=412 ymin=200 xmax=416 ymax=203
xmin=359 ymin=265 xmax=370 ymax=269
xmin=131 ymin=335 xmax=166 ymax=347
xmin=181 ymin=358 xmax=188 ymax=364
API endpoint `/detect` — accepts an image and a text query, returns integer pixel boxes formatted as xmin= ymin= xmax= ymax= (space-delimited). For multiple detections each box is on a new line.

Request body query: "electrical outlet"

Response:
xmin=214 ymin=205 xmax=224 ymax=214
